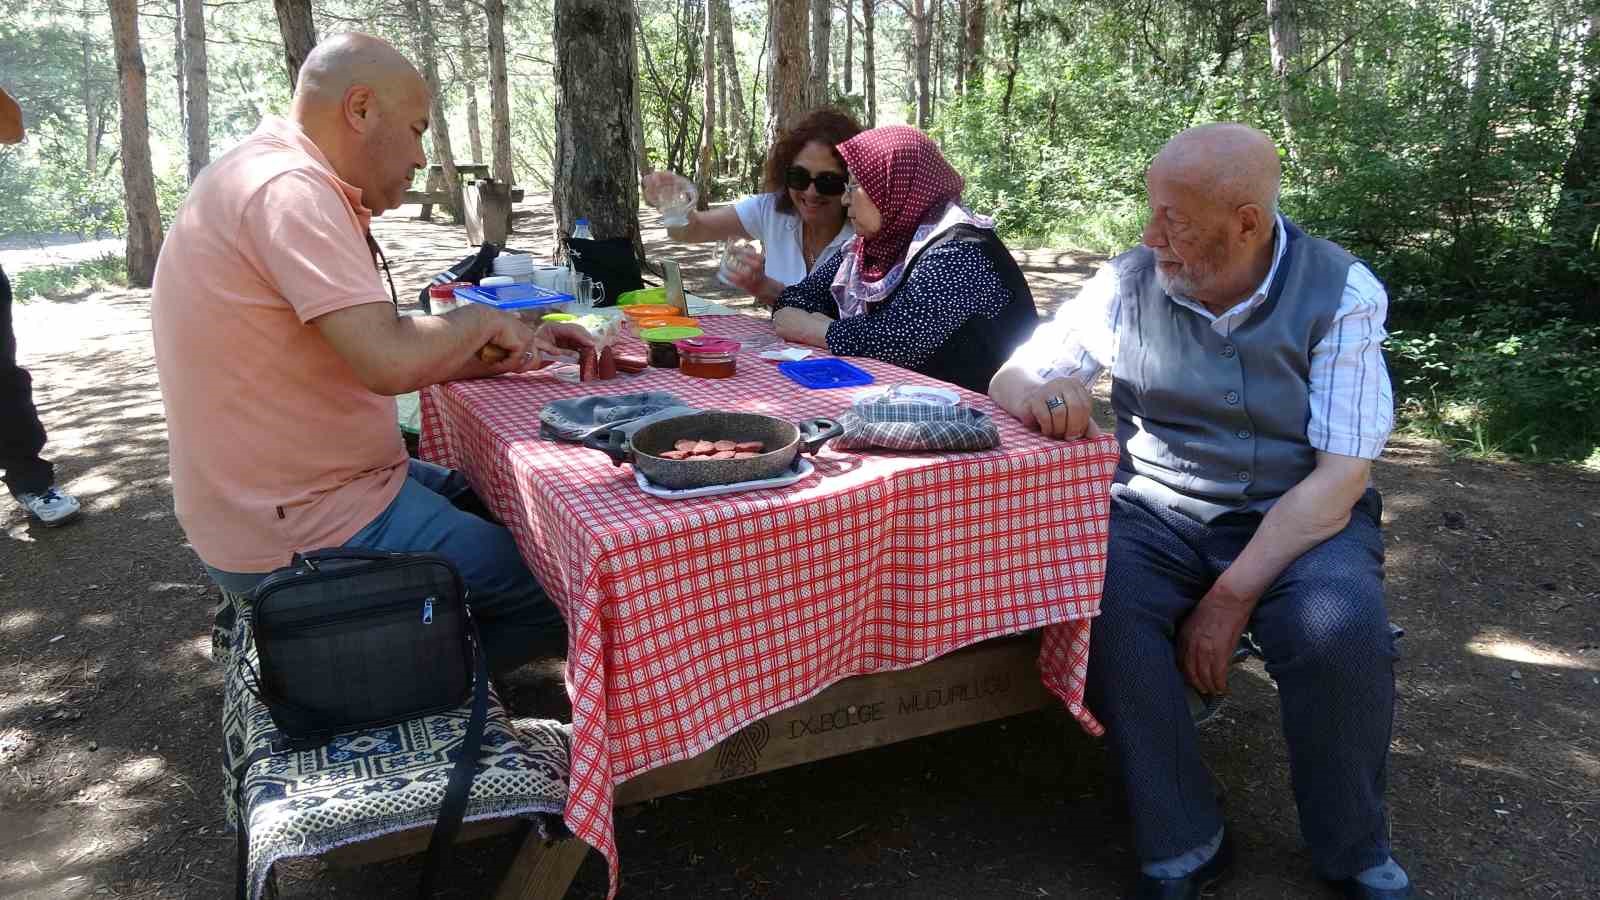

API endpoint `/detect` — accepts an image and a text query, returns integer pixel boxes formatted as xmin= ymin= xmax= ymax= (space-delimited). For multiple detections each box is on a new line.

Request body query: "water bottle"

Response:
xmin=573 ymin=217 xmax=593 ymax=240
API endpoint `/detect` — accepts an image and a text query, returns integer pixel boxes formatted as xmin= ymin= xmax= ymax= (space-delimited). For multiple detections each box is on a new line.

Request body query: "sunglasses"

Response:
xmin=784 ymin=166 xmax=848 ymax=196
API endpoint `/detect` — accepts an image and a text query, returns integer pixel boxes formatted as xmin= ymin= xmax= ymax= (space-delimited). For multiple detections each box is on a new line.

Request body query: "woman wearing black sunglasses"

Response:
xmin=643 ymin=108 xmax=861 ymax=305
xmin=771 ymin=126 xmax=1039 ymax=395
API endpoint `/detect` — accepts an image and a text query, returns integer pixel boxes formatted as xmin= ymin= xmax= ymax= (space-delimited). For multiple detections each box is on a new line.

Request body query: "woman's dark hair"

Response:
xmin=763 ymin=108 xmax=864 ymax=213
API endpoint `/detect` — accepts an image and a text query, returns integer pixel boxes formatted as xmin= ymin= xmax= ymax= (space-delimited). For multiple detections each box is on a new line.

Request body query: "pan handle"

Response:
xmin=796 ymin=417 xmax=843 ymax=455
xmin=581 ymin=428 xmax=633 ymax=467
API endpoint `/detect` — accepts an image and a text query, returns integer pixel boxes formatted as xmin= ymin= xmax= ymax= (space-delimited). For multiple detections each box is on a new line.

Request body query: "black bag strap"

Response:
xmin=417 ymin=616 xmax=490 ymax=899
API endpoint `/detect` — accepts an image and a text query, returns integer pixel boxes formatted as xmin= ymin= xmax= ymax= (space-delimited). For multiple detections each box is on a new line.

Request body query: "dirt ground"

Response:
xmin=1 ymin=202 xmax=1597 ymax=900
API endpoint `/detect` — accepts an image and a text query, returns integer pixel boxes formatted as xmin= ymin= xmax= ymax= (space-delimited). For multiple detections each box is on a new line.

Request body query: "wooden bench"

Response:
xmin=213 ymin=588 xmax=579 ymax=900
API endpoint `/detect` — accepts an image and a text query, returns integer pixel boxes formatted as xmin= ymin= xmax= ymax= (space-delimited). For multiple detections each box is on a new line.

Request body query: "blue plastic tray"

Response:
xmin=777 ymin=357 xmax=875 ymax=389
xmin=454 ymin=282 xmax=575 ymax=311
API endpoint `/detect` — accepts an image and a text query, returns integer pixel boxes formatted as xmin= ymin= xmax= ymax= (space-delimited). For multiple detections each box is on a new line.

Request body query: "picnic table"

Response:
xmin=418 ymin=313 xmax=1119 ymax=897
xmin=403 ymin=162 xmax=524 ymax=221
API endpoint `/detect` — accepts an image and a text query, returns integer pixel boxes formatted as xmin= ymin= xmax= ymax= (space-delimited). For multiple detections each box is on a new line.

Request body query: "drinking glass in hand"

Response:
xmin=717 ymin=238 xmax=763 ymax=289
xmin=643 ymin=172 xmax=697 ymax=227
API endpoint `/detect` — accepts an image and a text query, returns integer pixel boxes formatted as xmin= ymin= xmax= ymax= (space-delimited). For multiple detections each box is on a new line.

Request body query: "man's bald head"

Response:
xmin=1149 ymin=123 xmax=1281 ymax=217
xmin=294 ymin=32 xmax=425 ymax=109
xmin=1140 ymin=123 xmax=1284 ymax=310
xmin=288 ymin=33 xmax=430 ymax=215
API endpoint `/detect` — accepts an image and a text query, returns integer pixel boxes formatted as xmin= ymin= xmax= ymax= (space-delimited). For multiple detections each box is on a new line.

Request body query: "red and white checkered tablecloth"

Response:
xmin=419 ymin=314 xmax=1118 ymax=895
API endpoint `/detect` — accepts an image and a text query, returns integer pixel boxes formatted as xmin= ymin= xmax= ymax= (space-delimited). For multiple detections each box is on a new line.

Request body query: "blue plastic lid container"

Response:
xmin=777 ymin=357 xmax=875 ymax=389
xmin=454 ymin=282 xmax=575 ymax=311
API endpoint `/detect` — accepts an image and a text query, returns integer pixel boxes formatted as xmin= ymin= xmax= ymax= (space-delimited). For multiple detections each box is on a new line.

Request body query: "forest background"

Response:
xmin=1 ymin=0 xmax=1596 ymax=465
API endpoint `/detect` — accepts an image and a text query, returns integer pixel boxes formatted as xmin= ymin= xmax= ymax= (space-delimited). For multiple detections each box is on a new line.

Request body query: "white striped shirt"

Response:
xmin=1007 ymin=218 xmax=1394 ymax=459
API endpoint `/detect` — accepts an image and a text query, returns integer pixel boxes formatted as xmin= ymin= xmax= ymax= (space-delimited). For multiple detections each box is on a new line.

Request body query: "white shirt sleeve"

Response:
xmin=1307 ymin=262 xmax=1394 ymax=459
xmin=733 ymin=192 xmax=778 ymax=244
xmin=1004 ymin=263 xmax=1121 ymax=384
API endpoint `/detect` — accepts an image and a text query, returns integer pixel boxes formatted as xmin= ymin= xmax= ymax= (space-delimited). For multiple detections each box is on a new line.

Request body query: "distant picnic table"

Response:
xmin=403 ymin=163 xmax=524 ymax=219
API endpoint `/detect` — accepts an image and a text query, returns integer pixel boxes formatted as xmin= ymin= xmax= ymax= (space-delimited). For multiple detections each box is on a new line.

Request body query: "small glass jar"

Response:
xmin=676 ymin=336 xmax=739 ymax=379
xmin=639 ymin=326 xmax=703 ymax=368
xmin=427 ymin=281 xmax=469 ymax=314
xmin=646 ymin=339 xmax=679 ymax=368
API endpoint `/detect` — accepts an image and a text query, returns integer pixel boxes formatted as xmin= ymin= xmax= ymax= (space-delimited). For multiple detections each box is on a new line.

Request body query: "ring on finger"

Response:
xmin=1044 ymin=395 xmax=1065 ymax=411
xmin=522 ymin=351 xmax=535 ymax=362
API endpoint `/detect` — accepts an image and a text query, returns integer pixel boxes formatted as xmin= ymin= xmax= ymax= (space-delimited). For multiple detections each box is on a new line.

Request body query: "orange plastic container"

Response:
xmin=620 ymin=304 xmax=680 ymax=320
xmin=635 ymin=315 xmax=700 ymax=329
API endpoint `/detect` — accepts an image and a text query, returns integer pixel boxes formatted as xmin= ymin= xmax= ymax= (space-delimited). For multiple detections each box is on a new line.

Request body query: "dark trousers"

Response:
xmin=1086 ymin=485 xmax=1396 ymax=880
xmin=0 ymin=266 xmax=54 ymax=498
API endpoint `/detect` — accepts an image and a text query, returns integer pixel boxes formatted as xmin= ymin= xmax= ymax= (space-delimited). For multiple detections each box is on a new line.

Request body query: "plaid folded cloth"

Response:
xmin=832 ymin=396 xmax=1001 ymax=451
xmin=539 ymin=392 xmax=694 ymax=442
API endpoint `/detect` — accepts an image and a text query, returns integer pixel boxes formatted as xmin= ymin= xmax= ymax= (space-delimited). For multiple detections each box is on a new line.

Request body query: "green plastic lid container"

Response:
xmin=638 ymin=325 xmax=704 ymax=342
xmin=617 ymin=286 xmax=668 ymax=307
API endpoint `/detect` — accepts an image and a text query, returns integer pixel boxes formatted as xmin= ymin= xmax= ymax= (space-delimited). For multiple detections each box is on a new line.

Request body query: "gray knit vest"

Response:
xmin=1108 ymin=221 xmax=1356 ymax=522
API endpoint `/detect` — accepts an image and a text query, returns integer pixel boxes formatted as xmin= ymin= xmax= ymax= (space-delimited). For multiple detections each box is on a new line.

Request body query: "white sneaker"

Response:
xmin=15 ymin=487 xmax=81 ymax=526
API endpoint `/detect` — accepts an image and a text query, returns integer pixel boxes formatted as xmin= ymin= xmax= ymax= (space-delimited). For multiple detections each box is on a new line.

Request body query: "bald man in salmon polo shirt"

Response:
xmin=152 ymin=33 xmax=588 ymax=673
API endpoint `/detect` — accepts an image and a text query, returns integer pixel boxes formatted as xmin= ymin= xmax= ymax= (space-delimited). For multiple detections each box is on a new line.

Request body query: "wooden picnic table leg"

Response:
xmin=493 ymin=830 xmax=589 ymax=900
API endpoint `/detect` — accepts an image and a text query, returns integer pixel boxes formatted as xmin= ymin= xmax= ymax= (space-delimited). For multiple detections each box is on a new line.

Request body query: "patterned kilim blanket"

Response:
xmin=212 ymin=590 xmax=573 ymax=900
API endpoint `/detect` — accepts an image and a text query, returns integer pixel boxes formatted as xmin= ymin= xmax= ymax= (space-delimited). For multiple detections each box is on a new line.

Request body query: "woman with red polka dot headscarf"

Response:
xmin=771 ymin=125 xmax=1039 ymax=394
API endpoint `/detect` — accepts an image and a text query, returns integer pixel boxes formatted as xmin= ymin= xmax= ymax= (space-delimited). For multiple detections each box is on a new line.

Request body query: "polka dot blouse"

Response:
xmin=774 ymin=240 xmax=1016 ymax=374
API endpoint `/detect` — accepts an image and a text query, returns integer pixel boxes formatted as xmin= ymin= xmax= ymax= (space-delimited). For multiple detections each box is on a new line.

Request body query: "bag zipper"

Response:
xmin=262 ymin=595 xmax=442 ymax=633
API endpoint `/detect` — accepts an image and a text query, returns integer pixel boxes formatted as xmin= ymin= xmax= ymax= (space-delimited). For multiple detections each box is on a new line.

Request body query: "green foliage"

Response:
xmin=1390 ymin=308 xmax=1600 ymax=463
xmin=10 ymin=254 xmax=127 ymax=302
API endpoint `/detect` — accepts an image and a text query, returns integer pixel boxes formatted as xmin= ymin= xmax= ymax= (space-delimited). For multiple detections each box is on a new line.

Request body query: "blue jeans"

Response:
xmin=205 ymin=460 xmax=563 ymax=673
xmin=1086 ymin=485 xmax=1396 ymax=880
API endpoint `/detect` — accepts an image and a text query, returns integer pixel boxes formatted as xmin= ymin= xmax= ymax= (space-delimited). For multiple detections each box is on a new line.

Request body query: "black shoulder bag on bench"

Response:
xmin=232 ymin=549 xmax=488 ymax=900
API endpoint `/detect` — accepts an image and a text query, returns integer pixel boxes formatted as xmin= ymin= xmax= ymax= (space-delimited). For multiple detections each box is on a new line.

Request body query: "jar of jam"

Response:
xmin=675 ymin=336 xmax=739 ymax=379
xmin=639 ymin=325 xmax=703 ymax=368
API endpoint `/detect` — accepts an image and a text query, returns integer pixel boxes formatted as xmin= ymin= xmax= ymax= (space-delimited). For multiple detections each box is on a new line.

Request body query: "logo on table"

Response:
xmin=714 ymin=721 xmax=770 ymax=780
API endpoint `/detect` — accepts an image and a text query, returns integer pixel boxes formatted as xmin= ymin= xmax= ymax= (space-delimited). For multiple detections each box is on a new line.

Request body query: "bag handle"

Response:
xmin=417 ymin=613 xmax=490 ymax=899
xmin=289 ymin=548 xmax=409 ymax=570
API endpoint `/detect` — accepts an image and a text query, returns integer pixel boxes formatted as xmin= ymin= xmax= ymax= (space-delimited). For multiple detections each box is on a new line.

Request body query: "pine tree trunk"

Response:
xmin=272 ymin=0 xmax=317 ymax=91
xmin=697 ymin=0 xmax=717 ymax=206
xmin=767 ymin=0 xmax=810 ymax=145
xmin=1552 ymin=17 xmax=1600 ymax=266
xmin=632 ymin=38 xmax=649 ymax=178
xmin=934 ymin=0 xmax=944 ymax=105
xmin=842 ymin=0 xmax=854 ymax=94
xmin=486 ymin=0 xmax=513 ymax=185
xmin=863 ymin=0 xmax=877 ymax=126
xmin=108 ymin=0 xmax=164 ymax=287
xmin=173 ymin=3 xmax=185 ymax=146
xmin=180 ymin=0 xmax=209 ymax=181
xmin=810 ymin=0 xmax=832 ymax=107
xmin=554 ymin=0 xmax=644 ymax=261
xmin=455 ymin=0 xmax=485 ymax=163
xmin=963 ymin=0 xmax=986 ymax=90
xmin=405 ymin=0 xmax=462 ymax=221
xmin=999 ymin=0 xmax=1022 ymax=118
xmin=1266 ymin=0 xmax=1302 ymax=146
xmin=82 ymin=11 xmax=98 ymax=175
xmin=912 ymin=0 xmax=931 ymax=127
xmin=715 ymin=0 xmax=747 ymax=171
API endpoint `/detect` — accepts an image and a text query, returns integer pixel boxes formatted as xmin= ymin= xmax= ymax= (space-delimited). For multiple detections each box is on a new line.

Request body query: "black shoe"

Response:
xmin=1327 ymin=876 xmax=1412 ymax=899
xmin=1133 ymin=833 xmax=1234 ymax=899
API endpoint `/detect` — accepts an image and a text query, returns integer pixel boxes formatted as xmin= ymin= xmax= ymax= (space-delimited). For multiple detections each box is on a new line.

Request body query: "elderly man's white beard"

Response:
xmin=1155 ymin=268 xmax=1196 ymax=299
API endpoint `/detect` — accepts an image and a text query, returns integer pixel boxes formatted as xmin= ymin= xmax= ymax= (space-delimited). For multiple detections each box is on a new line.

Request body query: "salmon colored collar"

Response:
xmin=257 ymin=116 xmax=376 ymax=228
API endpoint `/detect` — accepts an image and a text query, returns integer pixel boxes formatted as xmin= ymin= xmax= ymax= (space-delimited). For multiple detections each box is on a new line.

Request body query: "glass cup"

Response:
xmin=645 ymin=173 xmax=697 ymax=227
xmin=565 ymin=274 xmax=605 ymax=314
xmin=717 ymin=238 xmax=761 ymax=287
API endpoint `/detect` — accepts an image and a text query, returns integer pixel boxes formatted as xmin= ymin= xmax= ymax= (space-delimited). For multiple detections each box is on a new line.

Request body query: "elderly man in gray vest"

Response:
xmin=991 ymin=123 xmax=1409 ymax=900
